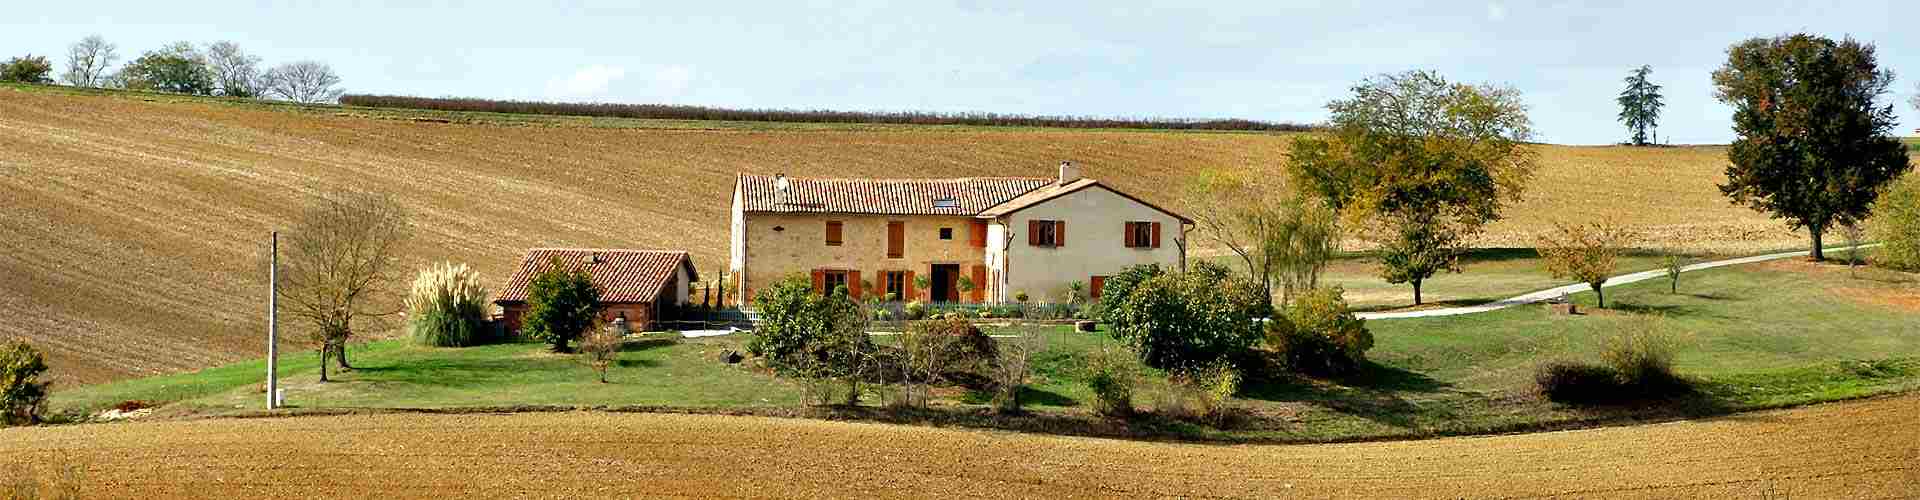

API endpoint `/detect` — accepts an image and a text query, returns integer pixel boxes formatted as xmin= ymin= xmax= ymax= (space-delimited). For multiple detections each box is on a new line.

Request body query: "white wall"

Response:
xmin=998 ymin=185 xmax=1183 ymax=303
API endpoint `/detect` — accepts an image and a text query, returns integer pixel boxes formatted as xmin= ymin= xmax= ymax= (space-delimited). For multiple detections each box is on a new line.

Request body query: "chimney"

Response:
xmin=774 ymin=172 xmax=790 ymax=193
xmin=1057 ymin=161 xmax=1080 ymax=186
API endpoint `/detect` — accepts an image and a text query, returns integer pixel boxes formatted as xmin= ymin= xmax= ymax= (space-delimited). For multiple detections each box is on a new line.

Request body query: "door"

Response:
xmin=930 ymin=264 xmax=959 ymax=303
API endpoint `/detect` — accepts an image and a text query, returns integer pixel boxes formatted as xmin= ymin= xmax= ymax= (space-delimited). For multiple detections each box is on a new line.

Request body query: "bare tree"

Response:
xmin=204 ymin=41 xmax=261 ymax=98
xmin=277 ymin=191 xmax=410 ymax=382
xmin=62 ymin=35 xmax=117 ymax=87
xmin=262 ymin=61 xmax=343 ymax=104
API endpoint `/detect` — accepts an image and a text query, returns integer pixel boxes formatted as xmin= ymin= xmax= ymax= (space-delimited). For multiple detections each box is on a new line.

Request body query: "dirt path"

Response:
xmin=1357 ymin=245 xmax=1881 ymax=320
xmin=3 ymin=395 xmax=1915 ymax=498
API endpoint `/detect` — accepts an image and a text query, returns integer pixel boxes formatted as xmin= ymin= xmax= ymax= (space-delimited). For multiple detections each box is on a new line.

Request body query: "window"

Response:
xmin=939 ymin=227 xmax=953 ymax=240
xmin=932 ymin=198 xmax=959 ymax=209
xmin=885 ymin=271 xmax=907 ymax=300
xmin=826 ymin=221 xmax=843 ymax=246
xmin=1124 ymin=221 xmax=1160 ymax=248
xmin=823 ymin=271 xmax=849 ymax=294
xmin=886 ymin=221 xmax=905 ymax=258
xmin=1028 ymin=220 xmax=1064 ymax=247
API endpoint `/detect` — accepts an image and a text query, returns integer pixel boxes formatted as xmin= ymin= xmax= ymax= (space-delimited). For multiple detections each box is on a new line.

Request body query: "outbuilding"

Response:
xmin=494 ymin=248 xmax=698 ymax=333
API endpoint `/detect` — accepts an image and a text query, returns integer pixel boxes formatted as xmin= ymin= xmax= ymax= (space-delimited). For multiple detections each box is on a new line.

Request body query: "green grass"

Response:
xmin=1244 ymin=247 xmax=1763 ymax=312
xmin=53 ymin=260 xmax=1920 ymax=443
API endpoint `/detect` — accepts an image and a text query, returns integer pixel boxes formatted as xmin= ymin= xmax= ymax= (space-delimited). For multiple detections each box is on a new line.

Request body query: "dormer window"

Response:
xmin=932 ymin=198 xmax=958 ymax=209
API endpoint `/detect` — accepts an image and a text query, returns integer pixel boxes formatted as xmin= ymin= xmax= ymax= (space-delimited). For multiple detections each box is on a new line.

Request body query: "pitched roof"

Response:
xmin=976 ymin=178 xmax=1194 ymax=223
xmin=494 ymin=249 xmax=696 ymax=304
xmin=737 ymin=173 xmax=1053 ymax=216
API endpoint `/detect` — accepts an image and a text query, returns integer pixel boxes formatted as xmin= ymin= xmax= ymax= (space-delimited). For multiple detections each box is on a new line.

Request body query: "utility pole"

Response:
xmin=267 ymin=231 xmax=279 ymax=409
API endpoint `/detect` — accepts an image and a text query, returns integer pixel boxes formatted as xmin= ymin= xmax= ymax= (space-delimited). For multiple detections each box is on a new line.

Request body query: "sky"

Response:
xmin=7 ymin=0 xmax=1919 ymax=145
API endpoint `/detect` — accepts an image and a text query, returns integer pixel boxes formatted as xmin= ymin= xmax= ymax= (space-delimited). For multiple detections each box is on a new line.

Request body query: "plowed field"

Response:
xmin=3 ymin=395 xmax=1914 ymax=498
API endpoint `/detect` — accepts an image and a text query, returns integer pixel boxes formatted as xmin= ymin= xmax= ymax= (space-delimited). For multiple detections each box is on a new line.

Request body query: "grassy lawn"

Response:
xmin=54 ymin=259 xmax=1920 ymax=442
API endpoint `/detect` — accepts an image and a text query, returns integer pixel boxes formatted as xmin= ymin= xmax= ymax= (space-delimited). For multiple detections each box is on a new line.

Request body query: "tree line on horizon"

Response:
xmin=335 ymin=94 xmax=1315 ymax=131
xmin=0 ymin=35 xmax=345 ymax=104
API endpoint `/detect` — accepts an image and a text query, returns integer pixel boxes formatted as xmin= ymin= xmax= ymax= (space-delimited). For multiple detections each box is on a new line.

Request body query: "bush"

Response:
xmin=1600 ymin=318 xmax=1682 ymax=388
xmin=988 ymin=327 xmax=1046 ymax=414
xmin=0 ymin=55 xmax=54 ymax=84
xmin=749 ymin=275 xmax=870 ymax=372
xmin=404 ymin=262 xmax=491 ymax=347
xmin=1534 ymin=361 xmax=1622 ymax=403
xmin=1084 ymin=346 xmax=1140 ymax=418
xmin=1870 ymin=174 xmax=1920 ymax=271
xmin=901 ymin=316 xmax=997 ymax=386
xmin=1105 ymin=262 xmax=1266 ymax=371
xmin=1 ymin=339 xmax=50 ymax=427
xmin=903 ymin=300 xmax=928 ymax=320
xmin=1266 ymin=287 xmax=1373 ymax=376
xmin=1155 ymin=360 xmax=1241 ymax=426
xmin=579 ymin=321 xmax=624 ymax=383
xmin=522 ymin=259 xmax=602 ymax=353
xmin=1097 ymin=264 xmax=1164 ymax=325
xmin=1535 ymin=319 xmax=1688 ymax=404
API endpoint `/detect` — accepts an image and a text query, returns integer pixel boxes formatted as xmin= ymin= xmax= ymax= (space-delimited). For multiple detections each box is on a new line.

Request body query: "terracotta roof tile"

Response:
xmin=737 ymin=174 xmax=1052 ymax=216
xmin=494 ymin=249 xmax=696 ymax=304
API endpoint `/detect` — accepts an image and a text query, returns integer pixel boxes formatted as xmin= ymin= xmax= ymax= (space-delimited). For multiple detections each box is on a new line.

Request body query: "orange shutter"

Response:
xmin=1151 ymin=222 xmax=1162 ymax=248
xmin=969 ymin=220 xmax=988 ymax=248
xmin=970 ymin=265 xmax=987 ymax=303
xmin=1122 ymin=222 xmax=1135 ymax=248
xmin=903 ymin=270 xmax=916 ymax=301
xmin=826 ymin=221 xmax=843 ymax=246
xmin=811 ymin=270 xmax=826 ymax=294
xmin=1026 ymin=220 xmax=1040 ymax=246
xmin=1055 ymin=221 xmax=1066 ymax=248
xmin=849 ymin=270 xmax=863 ymax=299
xmin=886 ymin=221 xmax=904 ymax=258
xmin=1090 ymin=276 xmax=1105 ymax=299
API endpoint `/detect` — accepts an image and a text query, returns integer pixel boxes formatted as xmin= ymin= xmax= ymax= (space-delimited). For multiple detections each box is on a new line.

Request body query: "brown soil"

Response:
xmin=1758 ymin=259 xmax=1920 ymax=312
xmin=2 ymin=395 xmax=1915 ymax=498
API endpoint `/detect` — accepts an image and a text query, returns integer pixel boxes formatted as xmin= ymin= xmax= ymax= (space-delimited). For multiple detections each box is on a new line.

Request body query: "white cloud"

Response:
xmin=1487 ymin=2 xmax=1507 ymax=21
xmin=545 ymin=65 xmax=628 ymax=100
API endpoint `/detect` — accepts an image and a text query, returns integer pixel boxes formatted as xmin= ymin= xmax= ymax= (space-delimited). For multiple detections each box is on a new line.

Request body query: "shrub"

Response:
xmin=522 ymin=259 xmax=602 ymax=353
xmin=1106 ymin=262 xmax=1266 ymax=371
xmin=1 ymin=339 xmax=50 ymax=427
xmin=578 ymin=321 xmax=624 ymax=383
xmin=988 ymin=326 xmax=1046 ymax=414
xmin=1084 ymin=346 xmax=1140 ymax=418
xmin=1534 ymin=361 xmax=1622 ymax=403
xmin=1265 ymin=287 xmax=1373 ymax=376
xmin=1662 ymin=251 xmax=1685 ymax=294
xmin=903 ymin=300 xmax=928 ymax=320
xmin=0 ymin=55 xmax=54 ymax=84
xmin=1097 ymin=264 xmax=1164 ymax=325
xmin=901 ymin=316 xmax=998 ymax=386
xmin=1600 ymin=318 xmax=1682 ymax=388
xmin=749 ymin=275 xmax=870 ymax=372
xmin=1155 ymin=360 xmax=1241 ymax=426
xmin=404 ymin=262 xmax=491 ymax=347
xmin=1871 ymin=174 xmax=1920 ymax=272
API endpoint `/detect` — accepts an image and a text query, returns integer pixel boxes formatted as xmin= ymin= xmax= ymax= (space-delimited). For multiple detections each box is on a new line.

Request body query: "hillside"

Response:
xmin=0 ymin=84 xmax=1810 ymax=385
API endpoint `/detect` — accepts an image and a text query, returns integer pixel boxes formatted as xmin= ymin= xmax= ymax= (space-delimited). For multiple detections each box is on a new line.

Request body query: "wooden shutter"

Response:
xmin=1054 ymin=221 xmax=1066 ymax=248
xmin=903 ymin=270 xmax=916 ymax=301
xmin=886 ymin=221 xmax=904 ymax=258
xmin=969 ymin=220 xmax=988 ymax=248
xmin=970 ymin=265 xmax=987 ymax=303
xmin=1151 ymin=222 xmax=1162 ymax=248
xmin=811 ymin=270 xmax=826 ymax=294
xmin=849 ymin=270 xmax=863 ymax=299
xmin=1027 ymin=220 xmax=1041 ymax=246
xmin=1123 ymin=222 xmax=1136 ymax=248
xmin=1090 ymin=276 xmax=1105 ymax=299
xmin=826 ymin=221 xmax=843 ymax=246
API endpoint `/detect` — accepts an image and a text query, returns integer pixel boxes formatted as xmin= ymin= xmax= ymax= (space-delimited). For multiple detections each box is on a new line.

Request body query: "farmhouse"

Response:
xmin=495 ymin=248 xmax=698 ymax=332
xmin=729 ymin=162 xmax=1190 ymax=304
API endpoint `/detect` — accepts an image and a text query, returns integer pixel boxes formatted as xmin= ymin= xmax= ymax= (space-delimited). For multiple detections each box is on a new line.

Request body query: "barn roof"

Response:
xmin=494 ymin=249 xmax=696 ymax=304
xmin=736 ymin=173 xmax=1053 ymax=216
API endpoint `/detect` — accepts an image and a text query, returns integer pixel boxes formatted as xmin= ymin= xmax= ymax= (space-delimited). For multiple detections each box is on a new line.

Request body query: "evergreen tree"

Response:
xmin=1616 ymin=65 xmax=1665 ymax=146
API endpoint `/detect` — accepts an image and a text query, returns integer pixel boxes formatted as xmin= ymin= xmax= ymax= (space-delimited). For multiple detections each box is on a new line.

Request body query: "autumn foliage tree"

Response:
xmin=1712 ymin=34 xmax=1912 ymax=261
xmin=1289 ymin=70 xmax=1538 ymax=305
xmin=1536 ymin=222 xmax=1638 ymax=309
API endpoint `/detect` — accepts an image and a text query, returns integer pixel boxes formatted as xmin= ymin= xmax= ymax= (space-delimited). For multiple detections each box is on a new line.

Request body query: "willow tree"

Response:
xmin=1288 ymin=70 xmax=1537 ymax=305
xmin=1713 ymin=34 xmax=1911 ymax=261
xmin=1617 ymin=65 xmax=1665 ymax=146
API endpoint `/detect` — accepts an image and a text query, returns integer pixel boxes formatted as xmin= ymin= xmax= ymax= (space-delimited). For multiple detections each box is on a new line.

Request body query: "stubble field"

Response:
xmin=2 ymin=394 xmax=1915 ymax=498
xmin=1 ymin=84 xmax=1812 ymax=385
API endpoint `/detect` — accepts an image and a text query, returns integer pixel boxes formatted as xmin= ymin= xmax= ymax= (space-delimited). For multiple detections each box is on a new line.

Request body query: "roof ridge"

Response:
xmin=740 ymin=174 xmax=1053 ymax=182
xmin=526 ymin=248 xmax=688 ymax=254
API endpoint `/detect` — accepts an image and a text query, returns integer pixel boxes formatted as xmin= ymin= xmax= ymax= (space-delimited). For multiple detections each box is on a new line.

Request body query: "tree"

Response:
xmin=578 ymin=320 xmax=624 ymax=383
xmin=1288 ymin=70 xmax=1538 ymax=305
xmin=1183 ymin=169 xmax=1341 ymax=307
xmin=521 ymin=259 xmax=602 ymax=353
xmin=277 ymin=191 xmax=410 ymax=382
xmin=1662 ymin=251 xmax=1686 ymax=294
xmin=0 ymin=55 xmax=54 ymax=84
xmin=1105 ymin=262 xmax=1266 ymax=371
xmin=262 ymin=61 xmax=343 ymax=104
xmin=62 ymin=35 xmax=118 ymax=87
xmin=1617 ymin=65 xmax=1666 ymax=146
xmin=1 ymin=339 xmax=51 ymax=426
xmin=1840 ymin=222 xmax=1866 ymax=278
xmin=1536 ymin=222 xmax=1637 ymax=309
xmin=1870 ymin=175 xmax=1920 ymax=272
xmin=120 ymin=42 xmax=214 ymax=95
xmin=204 ymin=41 xmax=261 ymax=98
xmin=1269 ymin=195 xmax=1340 ymax=306
xmin=1712 ymin=34 xmax=1912 ymax=261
